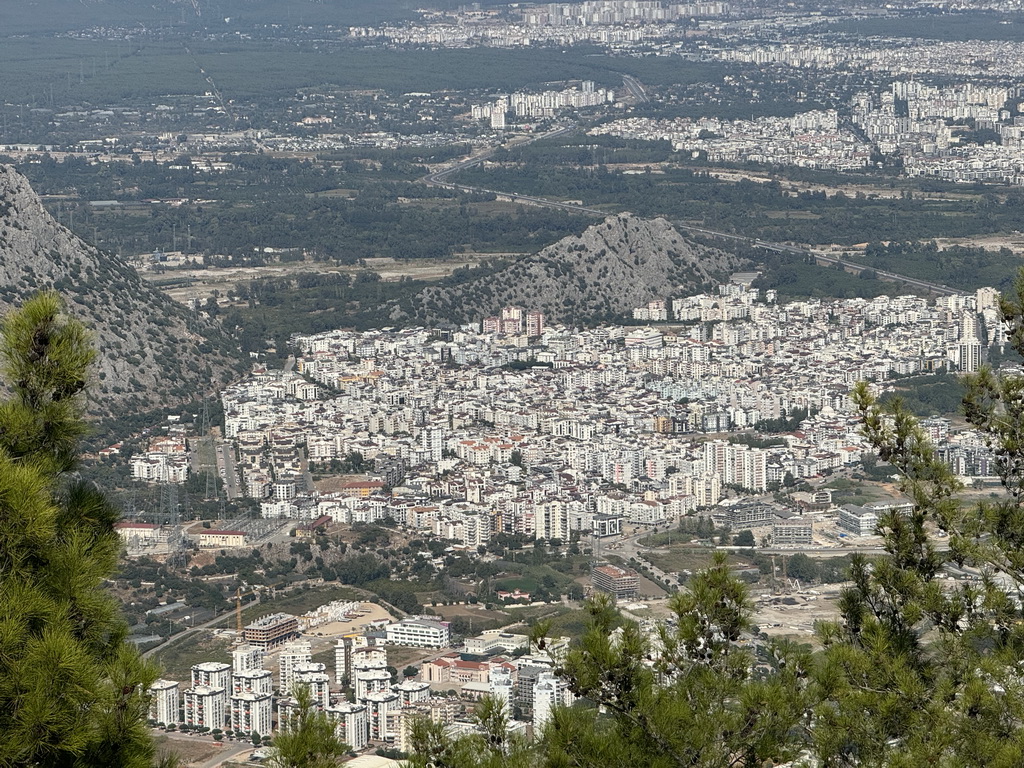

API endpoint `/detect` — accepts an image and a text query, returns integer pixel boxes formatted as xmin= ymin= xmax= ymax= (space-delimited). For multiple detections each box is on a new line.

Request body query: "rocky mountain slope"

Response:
xmin=404 ymin=213 xmax=744 ymax=327
xmin=0 ymin=165 xmax=247 ymax=418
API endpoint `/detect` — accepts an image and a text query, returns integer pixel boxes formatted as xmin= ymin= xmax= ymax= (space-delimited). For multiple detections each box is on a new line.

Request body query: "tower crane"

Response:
xmin=235 ymin=584 xmax=259 ymax=634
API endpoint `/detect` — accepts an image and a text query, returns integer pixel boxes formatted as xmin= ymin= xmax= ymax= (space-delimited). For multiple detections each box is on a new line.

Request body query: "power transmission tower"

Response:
xmin=159 ymin=480 xmax=179 ymax=527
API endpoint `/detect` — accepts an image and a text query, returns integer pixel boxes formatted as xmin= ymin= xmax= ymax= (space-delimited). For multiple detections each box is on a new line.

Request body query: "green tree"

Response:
xmin=270 ymin=685 xmax=349 ymax=768
xmin=406 ymin=694 xmax=534 ymax=768
xmin=0 ymin=293 xmax=158 ymax=768
xmin=542 ymin=560 xmax=810 ymax=767
xmin=733 ymin=529 xmax=755 ymax=548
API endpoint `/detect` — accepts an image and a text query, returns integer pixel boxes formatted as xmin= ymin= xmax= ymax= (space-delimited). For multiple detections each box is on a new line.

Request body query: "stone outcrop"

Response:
xmin=0 ymin=165 xmax=246 ymax=418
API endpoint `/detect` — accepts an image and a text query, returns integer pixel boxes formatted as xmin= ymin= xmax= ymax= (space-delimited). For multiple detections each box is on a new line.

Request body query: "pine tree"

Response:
xmin=270 ymin=685 xmax=349 ymax=768
xmin=0 ymin=293 xmax=158 ymax=768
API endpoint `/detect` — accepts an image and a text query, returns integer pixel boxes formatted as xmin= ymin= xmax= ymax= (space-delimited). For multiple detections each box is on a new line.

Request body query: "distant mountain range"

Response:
xmin=399 ymin=213 xmax=743 ymax=328
xmin=0 ymin=165 xmax=247 ymax=419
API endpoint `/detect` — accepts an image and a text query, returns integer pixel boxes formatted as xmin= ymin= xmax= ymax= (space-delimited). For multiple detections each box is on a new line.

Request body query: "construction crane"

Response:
xmin=235 ymin=585 xmax=259 ymax=634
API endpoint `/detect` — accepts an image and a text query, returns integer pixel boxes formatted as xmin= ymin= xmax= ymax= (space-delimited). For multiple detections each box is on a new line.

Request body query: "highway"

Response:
xmin=621 ymin=74 xmax=649 ymax=103
xmin=422 ymin=130 xmax=962 ymax=298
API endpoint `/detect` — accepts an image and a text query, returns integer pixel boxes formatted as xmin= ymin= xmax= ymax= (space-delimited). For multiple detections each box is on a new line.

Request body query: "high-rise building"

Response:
xmin=148 ymin=679 xmax=179 ymax=726
xmin=958 ymin=338 xmax=982 ymax=372
xmin=393 ymin=680 xmax=430 ymax=707
xmin=232 ymin=644 xmax=265 ymax=674
xmin=191 ymin=661 xmax=231 ymax=691
xmin=279 ymin=640 xmax=312 ymax=695
xmin=591 ymin=563 xmax=639 ymax=599
xmin=230 ymin=691 xmax=272 ymax=737
xmin=243 ymin=612 xmax=299 ymax=648
xmin=532 ymin=671 xmax=559 ymax=732
xmin=489 ymin=666 xmax=514 ymax=719
xmin=326 ymin=701 xmax=369 ymax=750
xmin=183 ymin=685 xmax=227 ymax=730
xmin=233 ymin=668 xmax=274 ymax=696
xmin=294 ymin=662 xmax=331 ymax=709
xmin=354 ymin=667 xmax=393 ymax=701
xmin=532 ymin=670 xmax=573 ymax=733
xmin=420 ymin=427 xmax=445 ymax=463
xmin=526 ymin=310 xmax=545 ymax=337
xmin=364 ymin=691 xmax=400 ymax=741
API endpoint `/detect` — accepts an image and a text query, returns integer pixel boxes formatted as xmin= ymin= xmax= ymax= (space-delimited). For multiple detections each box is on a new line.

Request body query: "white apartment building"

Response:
xmin=533 ymin=671 xmax=559 ymax=733
xmin=326 ymin=702 xmax=370 ymax=750
xmin=294 ymin=663 xmax=331 ymax=709
xmin=279 ymin=640 xmax=313 ymax=694
xmin=393 ymin=680 xmax=431 ymax=707
xmin=191 ymin=661 xmax=232 ymax=691
xmin=355 ymin=668 xmax=394 ymax=701
xmin=838 ymin=504 xmax=878 ymax=536
xmin=148 ymin=679 xmax=179 ymax=725
xmin=233 ymin=669 xmax=274 ymax=696
xmin=489 ymin=666 xmax=514 ymax=719
xmin=232 ymin=644 xmax=265 ymax=674
xmin=183 ymin=685 xmax=227 ymax=730
xmin=532 ymin=670 xmax=574 ymax=733
xmin=385 ymin=617 xmax=451 ymax=648
xmin=230 ymin=691 xmax=272 ymax=737
xmin=364 ymin=691 xmax=400 ymax=741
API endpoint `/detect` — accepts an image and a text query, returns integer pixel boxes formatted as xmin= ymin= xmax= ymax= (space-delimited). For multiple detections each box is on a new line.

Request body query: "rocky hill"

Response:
xmin=0 ymin=165 xmax=247 ymax=418
xmin=404 ymin=213 xmax=743 ymax=327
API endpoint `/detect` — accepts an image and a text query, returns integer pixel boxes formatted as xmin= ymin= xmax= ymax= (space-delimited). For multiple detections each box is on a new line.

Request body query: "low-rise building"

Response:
xmin=773 ymin=517 xmax=813 ymax=547
xmin=198 ymin=529 xmax=247 ymax=548
xmin=838 ymin=504 xmax=878 ymax=536
xmin=464 ymin=629 xmax=529 ymax=657
xmin=385 ymin=617 xmax=451 ymax=649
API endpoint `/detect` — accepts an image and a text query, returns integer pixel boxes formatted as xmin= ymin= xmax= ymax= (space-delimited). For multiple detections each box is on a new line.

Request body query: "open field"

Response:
xmin=239 ymin=585 xmax=361 ymax=625
xmin=140 ymin=254 xmax=490 ymax=304
xmin=427 ymin=604 xmax=510 ymax=625
xmin=153 ymin=733 xmax=227 ymax=767
xmin=152 ymin=633 xmax=233 ymax=683
xmin=752 ymin=584 xmax=845 ymax=644
xmin=643 ymin=547 xmax=756 ymax=575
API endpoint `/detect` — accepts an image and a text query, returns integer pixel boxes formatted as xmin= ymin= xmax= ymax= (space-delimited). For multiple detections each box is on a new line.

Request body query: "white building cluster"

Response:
xmin=591 ymin=109 xmax=873 ymax=172
xmin=130 ymin=433 xmax=190 ymax=484
xmin=472 ymin=82 xmax=614 ymax=128
xmin=217 ymin=281 xmax=1001 ymax=553
xmin=148 ymin=610 xmax=579 ymax=750
xmin=521 ymin=1 xmax=729 ymax=25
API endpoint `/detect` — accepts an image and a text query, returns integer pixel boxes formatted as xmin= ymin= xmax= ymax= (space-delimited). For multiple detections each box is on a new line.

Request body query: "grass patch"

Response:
xmin=643 ymin=547 xmax=755 ymax=575
xmin=152 ymin=633 xmax=232 ymax=683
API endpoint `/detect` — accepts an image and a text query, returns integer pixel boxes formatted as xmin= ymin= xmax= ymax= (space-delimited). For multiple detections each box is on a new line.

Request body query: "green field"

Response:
xmin=151 ymin=632 xmax=233 ymax=683
xmin=643 ymin=547 xmax=755 ymax=575
xmin=0 ymin=37 xmax=729 ymax=106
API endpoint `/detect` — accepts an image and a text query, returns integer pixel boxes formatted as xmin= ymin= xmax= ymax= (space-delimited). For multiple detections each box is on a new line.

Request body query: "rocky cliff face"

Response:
xmin=407 ymin=213 xmax=743 ymax=327
xmin=0 ymin=165 xmax=246 ymax=418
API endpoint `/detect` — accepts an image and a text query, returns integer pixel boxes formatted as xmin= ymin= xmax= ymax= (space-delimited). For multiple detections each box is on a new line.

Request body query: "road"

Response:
xmin=422 ymin=131 xmax=961 ymax=298
xmin=217 ymin=442 xmax=241 ymax=500
xmin=197 ymin=741 xmax=253 ymax=768
xmin=141 ymin=595 xmax=257 ymax=661
xmin=158 ymin=733 xmax=253 ymax=768
xmin=621 ymin=74 xmax=649 ymax=103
